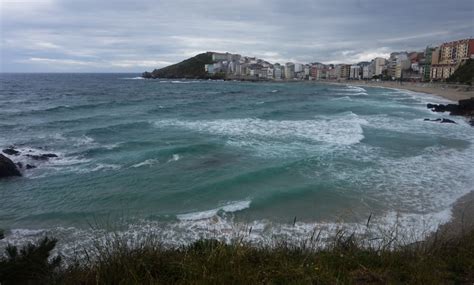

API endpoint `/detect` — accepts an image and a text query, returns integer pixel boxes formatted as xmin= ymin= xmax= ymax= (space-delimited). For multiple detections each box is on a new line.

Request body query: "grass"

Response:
xmin=1 ymin=226 xmax=473 ymax=284
xmin=447 ymin=58 xmax=474 ymax=85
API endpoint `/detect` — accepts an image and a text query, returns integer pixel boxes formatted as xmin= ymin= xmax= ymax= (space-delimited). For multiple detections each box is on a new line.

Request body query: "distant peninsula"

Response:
xmin=142 ymin=52 xmax=225 ymax=80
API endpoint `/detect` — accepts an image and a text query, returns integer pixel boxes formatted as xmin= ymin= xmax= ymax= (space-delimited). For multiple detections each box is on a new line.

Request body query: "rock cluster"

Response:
xmin=0 ymin=147 xmax=58 ymax=179
xmin=427 ymin=98 xmax=474 ymax=116
xmin=423 ymin=118 xmax=457 ymax=124
xmin=0 ymin=154 xmax=22 ymax=178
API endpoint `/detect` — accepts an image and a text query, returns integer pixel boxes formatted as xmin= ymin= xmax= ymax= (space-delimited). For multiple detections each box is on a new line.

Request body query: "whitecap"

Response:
xmin=90 ymin=163 xmax=121 ymax=172
xmin=153 ymin=114 xmax=367 ymax=146
xmin=72 ymin=135 xmax=95 ymax=146
xmin=0 ymin=206 xmax=460 ymax=261
xmin=76 ymin=163 xmax=121 ymax=173
xmin=331 ymin=96 xmax=352 ymax=101
xmin=167 ymin=154 xmax=180 ymax=163
xmin=347 ymin=85 xmax=367 ymax=92
xmin=177 ymin=200 xmax=251 ymax=221
xmin=122 ymin=77 xmax=144 ymax=80
xmin=132 ymin=159 xmax=159 ymax=168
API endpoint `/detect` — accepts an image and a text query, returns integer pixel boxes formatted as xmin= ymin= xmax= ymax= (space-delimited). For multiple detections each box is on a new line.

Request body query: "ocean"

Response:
xmin=1 ymin=73 xmax=473 ymax=255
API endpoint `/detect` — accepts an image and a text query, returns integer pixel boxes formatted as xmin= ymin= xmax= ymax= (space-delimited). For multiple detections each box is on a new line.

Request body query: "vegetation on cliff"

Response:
xmin=447 ymin=59 xmax=474 ymax=85
xmin=1 ymin=228 xmax=473 ymax=284
xmin=142 ymin=52 xmax=224 ymax=79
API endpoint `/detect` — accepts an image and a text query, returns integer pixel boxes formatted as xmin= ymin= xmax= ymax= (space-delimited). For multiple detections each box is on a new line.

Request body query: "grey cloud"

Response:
xmin=1 ymin=0 xmax=473 ymax=72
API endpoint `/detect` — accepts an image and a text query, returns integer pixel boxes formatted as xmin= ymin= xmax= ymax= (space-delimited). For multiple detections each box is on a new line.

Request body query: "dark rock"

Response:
xmin=26 ymin=164 xmax=37 ymax=169
xmin=2 ymin=148 xmax=20 ymax=156
xmin=26 ymin=154 xmax=48 ymax=161
xmin=424 ymin=118 xmax=456 ymax=124
xmin=0 ymin=154 xmax=22 ymax=178
xmin=441 ymin=118 xmax=456 ymax=124
xmin=428 ymin=98 xmax=474 ymax=117
xmin=16 ymin=162 xmax=23 ymax=169
xmin=459 ymin=98 xmax=474 ymax=109
xmin=42 ymin=153 xmax=58 ymax=158
xmin=26 ymin=153 xmax=58 ymax=161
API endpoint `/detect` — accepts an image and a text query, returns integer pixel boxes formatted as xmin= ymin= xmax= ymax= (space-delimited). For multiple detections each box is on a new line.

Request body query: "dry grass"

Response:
xmin=1 ymin=226 xmax=473 ymax=285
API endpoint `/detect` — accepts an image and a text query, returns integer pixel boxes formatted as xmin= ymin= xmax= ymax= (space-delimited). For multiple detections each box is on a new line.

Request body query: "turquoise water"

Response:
xmin=1 ymin=74 xmax=473 ymax=251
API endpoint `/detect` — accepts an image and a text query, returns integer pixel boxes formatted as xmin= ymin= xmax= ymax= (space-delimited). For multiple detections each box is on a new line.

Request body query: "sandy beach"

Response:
xmin=435 ymin=191 xmax=474 ymax=239
xmin=345 ymin=81 xmax=474 ymax=102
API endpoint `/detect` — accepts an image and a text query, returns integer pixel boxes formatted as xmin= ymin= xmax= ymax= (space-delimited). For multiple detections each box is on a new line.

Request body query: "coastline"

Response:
xmin=338 ymin=80 xmax=474 ymax=102
xmin=435 ymin=191 xmax=474 ymax=239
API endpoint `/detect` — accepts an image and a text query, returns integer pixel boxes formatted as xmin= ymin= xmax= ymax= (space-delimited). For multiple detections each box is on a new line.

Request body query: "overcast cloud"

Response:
xmin=1 ymin=0 xmax=473 ymax=72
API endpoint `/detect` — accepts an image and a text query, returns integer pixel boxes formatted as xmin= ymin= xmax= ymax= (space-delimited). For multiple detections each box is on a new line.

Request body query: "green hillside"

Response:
xmin=142 ymin=52 xmax=224 ymax=79
xmin=447 ymin=59 xmax=474 ymax=85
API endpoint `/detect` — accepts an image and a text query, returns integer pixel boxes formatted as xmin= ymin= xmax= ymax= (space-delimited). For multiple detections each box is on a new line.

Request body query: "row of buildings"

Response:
xmin=204 ymin=38 xmax=474 ymax=82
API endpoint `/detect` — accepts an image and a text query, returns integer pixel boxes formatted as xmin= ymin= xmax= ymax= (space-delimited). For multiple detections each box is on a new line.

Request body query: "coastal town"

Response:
xmin=204 ymin=38 xmax=474 ymax=83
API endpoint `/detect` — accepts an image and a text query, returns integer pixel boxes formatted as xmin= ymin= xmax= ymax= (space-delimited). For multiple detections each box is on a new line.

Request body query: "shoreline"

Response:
xmin=332 ymin=80 xmax=474 ymax=102
xmin=434 ymin=191 xmax=474 ymax=239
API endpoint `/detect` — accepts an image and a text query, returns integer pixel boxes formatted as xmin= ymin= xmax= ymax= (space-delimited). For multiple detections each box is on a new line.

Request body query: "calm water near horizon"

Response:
xmin=1 ymin=73 xmax=473 ymax=254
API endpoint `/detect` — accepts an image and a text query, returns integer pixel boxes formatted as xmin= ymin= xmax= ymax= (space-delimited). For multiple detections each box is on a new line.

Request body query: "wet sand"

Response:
xmin=347 ymin=81 xmax=474 ymax=102
xmin=435 ymin=191 xmax=474 ymax=239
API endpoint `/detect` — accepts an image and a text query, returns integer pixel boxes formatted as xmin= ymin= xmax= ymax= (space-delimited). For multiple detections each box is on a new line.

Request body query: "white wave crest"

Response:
xmin=153 ymin=114 xmax=367 ymax=146
xmin=347 ymin=85 xmax=367 ymax=92
xmin=91 ymin=163 xmax=121 ymax=172
xmin=76 ymin=163 xmax=121 ymax=173
xmin=132 ymin=159 xmax=159 ymax=168
xmin=177 ymin=200 xmax=251 ymax=221
xmin=167 ymin=154 xmax=180 ymax=163
xmin=122 ymin=77 xmax=144 ymax=80
xmin=0 ymin=207 xmax=458 ymax=261
xmin=72 ymin=135 xmax=95 ymax=146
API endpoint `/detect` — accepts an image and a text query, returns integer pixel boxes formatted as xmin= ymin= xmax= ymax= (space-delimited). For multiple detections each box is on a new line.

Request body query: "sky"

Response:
xmin=1 ymin=0 xmax=473 ymax=72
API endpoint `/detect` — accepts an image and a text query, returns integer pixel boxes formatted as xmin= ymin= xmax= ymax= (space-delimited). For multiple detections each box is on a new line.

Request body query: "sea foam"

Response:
xmin=132 ymin=159 xmax=159 ymax=168
xmin=153 ymin=113 xmax=367 ymax=147
xmin=177 ymin=200 xmax=251 ymax=221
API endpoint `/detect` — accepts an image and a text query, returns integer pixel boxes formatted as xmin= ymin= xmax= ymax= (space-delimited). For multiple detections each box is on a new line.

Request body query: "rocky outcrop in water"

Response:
xmin=0 ymin=154 xmax=22 ymax=178
xmin=26 ymin=153 xmax=58 ymax=161
xmin=3 ymin=148 xmax=20 ymax=156
xmin=424 ymin=118 xmax=457 ymax=124
xmin=427 ymin=98 xmax=474 ymax=116
xmin=0 ymin=146 xmax=59 ymax=177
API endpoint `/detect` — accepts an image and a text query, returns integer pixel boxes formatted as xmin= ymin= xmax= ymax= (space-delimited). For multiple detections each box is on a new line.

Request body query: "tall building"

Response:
xmin=362 ymin=65 xmax=371 ymax=79
xmin=395 ymin=52 xmax=410 ymax=79
xmin=285 ymin=62 xmax=295 ymax=79
xmin=423 ymin=46 xmax=436 ymax=81
xmin=294 ymin=63 xmax=303 ymax=73
xmin=439 ymin=39 xmax=474 ymax=64
xmin=373 ymin=57 xmax=386 ymax=76
xmin=338 ymin=64 xmax=351 ymax=79
xmin=273 ymin=63 xmax=282 ymax=80
xmin=430 ymin=39 xmax=474 ymax=81
xmin=387 ymin=52 xmax=399 ymax=79
xmin=310 ymin=63 xmax=327 ymax=80
xmin=350 ymin=65 xmax=361 ymax=79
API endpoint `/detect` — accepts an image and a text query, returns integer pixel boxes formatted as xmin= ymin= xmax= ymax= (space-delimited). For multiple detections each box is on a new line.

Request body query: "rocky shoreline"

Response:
xmin=427 ymin=97 xmax=474 ymax=126
xmin=0 ymin=147 xmax=58 ymax=179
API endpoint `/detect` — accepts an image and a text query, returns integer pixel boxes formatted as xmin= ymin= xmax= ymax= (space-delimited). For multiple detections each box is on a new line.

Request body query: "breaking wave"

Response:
xmin=153 ymin=113 xmax=367 ymax=146
xmin=177 ymin=200 xmax=251 ymax=221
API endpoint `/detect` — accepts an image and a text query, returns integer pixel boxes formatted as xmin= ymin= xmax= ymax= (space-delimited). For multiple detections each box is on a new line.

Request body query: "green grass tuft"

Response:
xmin=1 ymin=228 xmax=474 ymax=284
